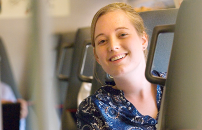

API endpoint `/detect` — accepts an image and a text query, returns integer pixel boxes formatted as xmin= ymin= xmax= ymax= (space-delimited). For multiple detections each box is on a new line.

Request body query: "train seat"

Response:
xmin=61 ymin=27 xmax=94 ymax=130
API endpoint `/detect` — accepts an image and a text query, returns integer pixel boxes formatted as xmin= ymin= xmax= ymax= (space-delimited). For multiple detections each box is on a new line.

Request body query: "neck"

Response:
xmin=114 ymin=71 xmax=151 ymax=95
xmin=113 ymin=60 xmax=149 ymax=93
xmin=112 ymin=60 xmax=158 ymax=118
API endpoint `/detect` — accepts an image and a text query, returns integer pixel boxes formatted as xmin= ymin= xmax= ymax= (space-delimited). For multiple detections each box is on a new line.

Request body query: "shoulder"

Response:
xmin=77 ymin=86 xmax=112 ymax=112
xmin=76 ymin=86 xmax=113 ymax=129
xmin=77 ymin=86 xmax=122 ymax=116
xmin=77 ymin=87 xmax=103 ymax=116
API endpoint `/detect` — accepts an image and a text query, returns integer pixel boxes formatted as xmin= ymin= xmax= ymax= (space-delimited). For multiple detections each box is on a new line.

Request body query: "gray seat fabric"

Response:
xmin=141 ymin=8 xmax=178 ymax=72
xmin=55 ymin=33 xmax=75 ymax=111
xmin=158 ymin=0 xmax=202 ymax=129
xmin=90 ymin=8 xmax=179 ymax=94
xmin=61 ymin=27 xmax=93 ymax=130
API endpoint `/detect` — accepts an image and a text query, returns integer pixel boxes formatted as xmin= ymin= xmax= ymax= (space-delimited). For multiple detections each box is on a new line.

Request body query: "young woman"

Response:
xmin=76 ymin=2 xmax=165 ymax=129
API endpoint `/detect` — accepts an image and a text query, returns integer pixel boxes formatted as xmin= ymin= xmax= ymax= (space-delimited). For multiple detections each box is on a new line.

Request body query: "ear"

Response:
xmin=93 ymin=48 xmax=101 ymax=64
xmin=141 ymin=32 xmax=148 ymax=50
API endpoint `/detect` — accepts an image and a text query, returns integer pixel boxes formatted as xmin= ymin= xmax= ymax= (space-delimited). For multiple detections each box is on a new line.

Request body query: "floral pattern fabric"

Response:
xmin=76 ymin=71 xmax=166 ymax=130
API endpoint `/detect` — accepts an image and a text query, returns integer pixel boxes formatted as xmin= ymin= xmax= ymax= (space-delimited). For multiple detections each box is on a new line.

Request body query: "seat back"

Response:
xmin=157 ymin=0 xmax=202 ymax=129
xmin=141 ymin=8 xmax=178 ymax=72
xmin=55 ymin=32 xmax=75 ymax=114
xmin=61 ymin=27 xmax=93 ymax=130
xmin=90 ymin=8 xmax=179 ymax=94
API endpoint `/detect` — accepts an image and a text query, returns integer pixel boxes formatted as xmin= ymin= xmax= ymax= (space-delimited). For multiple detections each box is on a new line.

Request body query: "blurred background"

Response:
xmin=0 ymin=0 xmax=182 ymax=129
xmin=0 ymin=0 xmax=179 ymax=99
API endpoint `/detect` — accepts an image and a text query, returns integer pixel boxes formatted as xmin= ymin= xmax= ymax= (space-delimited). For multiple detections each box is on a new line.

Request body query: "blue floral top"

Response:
xmin=76 ymin=71 xmax=166 ymax=130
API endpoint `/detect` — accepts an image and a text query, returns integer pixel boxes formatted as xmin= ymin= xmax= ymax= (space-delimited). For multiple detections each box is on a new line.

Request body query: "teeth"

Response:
xmin=111 ymin=54 xmax=126 ymax=61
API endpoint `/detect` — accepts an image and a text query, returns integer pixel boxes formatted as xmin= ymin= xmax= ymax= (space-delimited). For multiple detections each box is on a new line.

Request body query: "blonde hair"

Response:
xmin=91 ymin=2 xmax=148 ymax=58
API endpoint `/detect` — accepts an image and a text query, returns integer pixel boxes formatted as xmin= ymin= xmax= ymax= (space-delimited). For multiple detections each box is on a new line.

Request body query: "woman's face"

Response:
xmin=94 ymin=10 xmax=148 ymax=78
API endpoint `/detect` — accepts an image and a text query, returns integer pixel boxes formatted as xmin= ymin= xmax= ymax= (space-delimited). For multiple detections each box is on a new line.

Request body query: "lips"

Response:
xmin=110 ymin=54 xmax=127 ymax=61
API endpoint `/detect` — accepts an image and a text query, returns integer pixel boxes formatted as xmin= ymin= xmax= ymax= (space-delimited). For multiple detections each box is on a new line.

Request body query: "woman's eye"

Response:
xmin=120 ymin=33 xmax=128 ymax=37
xmin=98 ymin=40 xmax=106 ymax=44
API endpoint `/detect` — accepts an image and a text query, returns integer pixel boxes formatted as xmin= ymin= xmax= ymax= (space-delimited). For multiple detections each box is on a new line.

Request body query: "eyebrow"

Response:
xmin=95 ymin=33 xmax=104 ymax=41
xmin=115 ymin=27 xmax=129 ymax=31
xmin=94 ymin=27 xmax=129 ymax=40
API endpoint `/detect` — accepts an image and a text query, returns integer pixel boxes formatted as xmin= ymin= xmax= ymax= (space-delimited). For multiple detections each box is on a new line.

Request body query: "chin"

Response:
xmin=104 ymin=66 xmax=128 ymax=78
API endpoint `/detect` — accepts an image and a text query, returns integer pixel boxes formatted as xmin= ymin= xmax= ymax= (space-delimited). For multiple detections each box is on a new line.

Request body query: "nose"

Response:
xmin=108 ymin=37 xmax=120 ymax=52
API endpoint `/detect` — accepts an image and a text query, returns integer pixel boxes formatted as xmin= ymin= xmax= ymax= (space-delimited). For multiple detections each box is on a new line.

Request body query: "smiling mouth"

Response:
xmin=110 ymin=54 xmax=127 ymax=61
